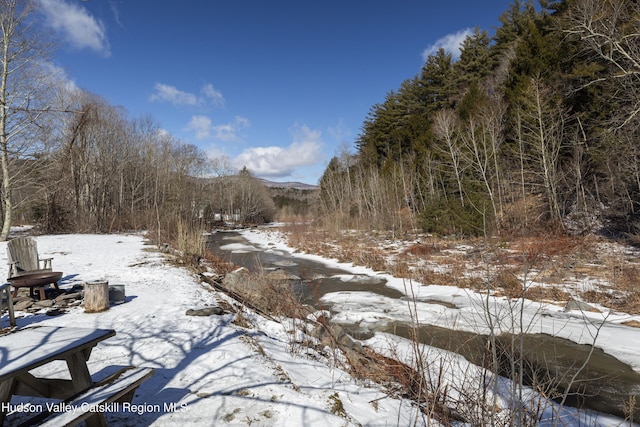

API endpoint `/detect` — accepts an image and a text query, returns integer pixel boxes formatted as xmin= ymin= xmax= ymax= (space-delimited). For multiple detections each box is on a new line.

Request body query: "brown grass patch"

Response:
xmin=348 ymin=348 xmax=462 ymax=424
xmin=415 ymin=270 xmax=455 ymax=287
xmin=203 ymin=250 xmax=237 ymax=275
xmin=604 ymin=292 xmax=640 ymax=315
xmin=220 ymin=269 xmax=305 ymax=319
xmin=582 ymin=288 xmax=640 ymax=313
xmin=524 ymin=286 xmax=571 ymax=302
xmin=415 ymin=269 xmax=482 ymax=289
xmin=617 ymin=265 xmax=640 ymax=292
xmin=517 ymin=235 xmax=583 ymax=264
xmin=581 ymin=289 xmax=611 ymax=306
xmin=404 ymin=242 xmax=439 ymax=257
xmin=388 ymin=261 xmax=412 ymax=279
xmin=493 ymin=269 xmax=523 ymax=298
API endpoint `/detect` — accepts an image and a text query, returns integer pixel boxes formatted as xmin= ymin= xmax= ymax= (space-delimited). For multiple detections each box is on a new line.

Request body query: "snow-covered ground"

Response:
xmin=239 ymin=228 xmax=640 ymax=372
xmin=0 ymin=230 xmax=638 ymax=426
xmin=239 ymin=227 xmax=640 ymax=426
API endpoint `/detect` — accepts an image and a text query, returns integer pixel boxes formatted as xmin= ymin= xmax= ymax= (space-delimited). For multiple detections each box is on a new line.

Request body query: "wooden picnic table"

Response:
xmin=0 ymin=325 xmax=115 ymax=425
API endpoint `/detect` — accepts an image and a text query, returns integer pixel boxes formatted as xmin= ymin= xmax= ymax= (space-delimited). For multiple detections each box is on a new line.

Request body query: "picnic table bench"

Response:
xmin=37 ymin=367 xmax=154 ymax=427
xmin=0 ymin=326 xmax=154 ymax=426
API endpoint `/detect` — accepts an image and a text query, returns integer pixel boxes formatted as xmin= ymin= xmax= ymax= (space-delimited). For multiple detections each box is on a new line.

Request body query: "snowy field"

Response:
xmin=0 ymin=230 xmax=637 ymax=426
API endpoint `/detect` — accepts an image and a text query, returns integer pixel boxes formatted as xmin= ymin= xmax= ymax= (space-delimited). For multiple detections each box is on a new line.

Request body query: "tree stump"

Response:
xmin=84 ymin=280 xmax=110 ymax=313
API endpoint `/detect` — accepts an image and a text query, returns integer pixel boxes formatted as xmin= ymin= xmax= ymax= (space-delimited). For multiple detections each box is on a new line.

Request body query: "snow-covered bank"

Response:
xmin=237 ymin=226 xmax=640 ymax=426
xmin=239 ymin=227 xmax=640 ymax=372
xmin=0 ymin=234 xmax=420 ymax=426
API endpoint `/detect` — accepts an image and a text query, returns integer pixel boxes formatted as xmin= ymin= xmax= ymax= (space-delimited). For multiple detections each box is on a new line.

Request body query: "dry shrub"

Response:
xmin=617 ymin=265 xmax=640 ymax=292
xmin=493 ymin=269 xmax=523 ymax=298
xmin=285 ymin=226 xmax=338 ymax=259
xmin=388 ymin=260 xmax=412 ymax=278
xmin=622 ymin=320 xmax=640 ymax=328
xmin=620 ymin=294 xmax=640 ymax=315
xmin=416 ymin=269 xmax=455 ymax=287
xmin=491 ymin=269 xmax=571 ymax=303
xmin=283 ymin=226 xmax=393 ymax=271
xmin=583 ymin=288 xmax=640 ymax=315
xmin=363 ymin=349 xmax=420 ymax=393
xmin=520 ymin=234 xmax=582 ymax=264
xmin=203 ymin=250 xmax=236 ymax=275
xmin=405 ymin=242 xmax=439 ymax=257
xmin=581 ymin=289 xmax=611 ymax=305
xmin=224 ymin=270 xmax=304 ymax=318
xmin=592 ymin=249 xmax=640 ymax=314
xmin=457 ymin=276 xmax=485 ymax=290
xmin=524 ymin=286 xmax=571 ymax=302
xmin=354 ymin=348 xmax=463 ymax=424
xmin=501 ymin=194 xmax=547 ymax=234
xmin=540 ymin=235 xmax=583 ymax=257
xmin=319 ymin=235 xmax=388 ymax=271
xmin=232 ymin=311 xmax=253 ymax=328
xmin=281 ymin=221 xmax=312 ymax=247
xmin=356 ymin=249 xmax=387 ymax=271
xmin=262 ymin=280 xmax=306 ymax=318
xmin=175 ymin=219 xmax=204 ymax=263
xmin=395 ymin=207 xmax=416 ymax=233
xmin=416 ymin=268 xmax=481 ymax=289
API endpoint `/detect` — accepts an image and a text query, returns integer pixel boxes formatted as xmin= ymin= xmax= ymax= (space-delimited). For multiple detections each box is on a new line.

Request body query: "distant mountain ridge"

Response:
xmin=258 ymin=178 xmax=318 ymax=190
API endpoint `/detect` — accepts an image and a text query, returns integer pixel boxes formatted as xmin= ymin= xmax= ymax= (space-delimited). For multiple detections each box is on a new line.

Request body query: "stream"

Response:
xmin=207 ymin=230 xmax=640 ymax=419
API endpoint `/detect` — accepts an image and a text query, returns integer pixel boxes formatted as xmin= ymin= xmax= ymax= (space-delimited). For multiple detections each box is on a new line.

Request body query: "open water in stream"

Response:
xmin=207 ymin=230 xmax=640 ymax=420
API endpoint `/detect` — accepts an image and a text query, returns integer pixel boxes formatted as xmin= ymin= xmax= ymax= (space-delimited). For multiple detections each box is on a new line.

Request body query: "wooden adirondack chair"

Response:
xmin=6 ymin=237 xmax=61 ymax=300
xmin=6 ymin=236 xmax=53 ymax=279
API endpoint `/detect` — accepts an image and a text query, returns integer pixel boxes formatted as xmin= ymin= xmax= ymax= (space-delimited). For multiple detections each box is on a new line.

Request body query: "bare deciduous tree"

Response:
xmin=433 ymin=109 xmax=465 ymax=206
xmin=518 ymin=77 xmax=566 ymax=226
xmin=0 ymin=0 xmax=55 ymax=239
xmin=563 ymin=0 xmax=640 ymax=128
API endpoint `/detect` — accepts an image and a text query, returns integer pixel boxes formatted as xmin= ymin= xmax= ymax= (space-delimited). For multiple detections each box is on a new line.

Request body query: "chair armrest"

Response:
xmin=39 ymin=258 xmax=53 ymax=270
xmin=1 ymin=282 xmax=16 ymax=327
xmin=7 ymin=261 xmax=20 ymax=278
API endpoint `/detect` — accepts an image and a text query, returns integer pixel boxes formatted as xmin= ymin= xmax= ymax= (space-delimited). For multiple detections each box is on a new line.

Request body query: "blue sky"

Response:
xmin=38 ymin=0 xmax=516 ymax=185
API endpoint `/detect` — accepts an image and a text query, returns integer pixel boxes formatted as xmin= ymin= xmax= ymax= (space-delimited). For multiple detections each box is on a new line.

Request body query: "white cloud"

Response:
xmin=185 ymin=115 xmax=212 ymax=139
xmin=185 ymin=115 xmax=249 ymax=141
xmin=328 ymin=119 xmax=352 ymax=143
xmin=212 ymin=124 xmax=236 ymax=141
xmin=213 ymin=116 xmax=249 ymax=141
xmin=40 ymin=61 xmax=80 ymax=96
xmin=234 ymin=116 xmax=250 ymax=129
xmin=109 ymin=0 xmax=123 ymax=28
xmin=202 ymin=84 xmax=225 ymax=107
xmin=422 ymin=28 xmax=473 ymax=61
xmin=150 ymin=83 xmax=198 ymax=106
xmin=38 ymin=0 xmax=110 ymax=56
xmin=233 ymin=124 xmax=324 ymax=178
xmin=150 ymin=83 xmax=225 ymax=108
xmin=155 ymin=128 xmax=171 ymax=139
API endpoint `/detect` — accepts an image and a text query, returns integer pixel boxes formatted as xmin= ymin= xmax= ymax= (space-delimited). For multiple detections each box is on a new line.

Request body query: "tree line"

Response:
xmin=6 ymin=0 xmax=638 ymax=241
xmin=0 ymin=0 xmax=275 ymax=241
xmin=318 ymin=0 xmax=640 ymax=238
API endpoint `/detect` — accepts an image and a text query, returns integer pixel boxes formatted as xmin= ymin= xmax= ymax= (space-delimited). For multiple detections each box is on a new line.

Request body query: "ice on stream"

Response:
xmin=219 ymin=242 xmax=260 ymax=253
xmin=320 ymin=290 xmax=460 ymax=332
xmin=331 ymin=274 xmax=386 ymax=284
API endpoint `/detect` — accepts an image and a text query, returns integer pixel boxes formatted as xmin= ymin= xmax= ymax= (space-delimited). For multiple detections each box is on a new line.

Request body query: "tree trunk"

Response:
xmin=84 ymin=280 xmax=110 ymax=313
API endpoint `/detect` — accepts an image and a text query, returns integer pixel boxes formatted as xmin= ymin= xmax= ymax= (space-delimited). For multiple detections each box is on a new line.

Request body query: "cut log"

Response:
xmin=84 ymin=280 xmax=109 ymax=313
